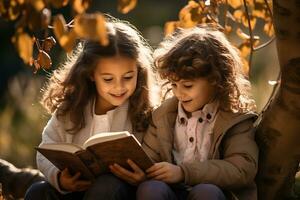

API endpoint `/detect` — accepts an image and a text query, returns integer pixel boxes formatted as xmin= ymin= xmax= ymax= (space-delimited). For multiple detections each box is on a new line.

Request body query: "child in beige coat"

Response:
xmin=138 ymin=26 xmax=259 ymax=200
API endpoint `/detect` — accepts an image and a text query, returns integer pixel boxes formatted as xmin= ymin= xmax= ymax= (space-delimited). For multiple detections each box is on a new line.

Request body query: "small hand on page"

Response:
xmin=59 ymin=168 xmax=92 ymax=192
xmin=146 ymin=162 xmax=184 ymax=184
xmin=109 ymin=159 xmax=146 ymax=185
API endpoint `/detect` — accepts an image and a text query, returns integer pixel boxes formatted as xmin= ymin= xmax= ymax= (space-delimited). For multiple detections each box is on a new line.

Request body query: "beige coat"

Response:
xmin=142 ymin=97 xmax=258 ymax=200
xmin=37 ymin=100 xmax=139 ymax=193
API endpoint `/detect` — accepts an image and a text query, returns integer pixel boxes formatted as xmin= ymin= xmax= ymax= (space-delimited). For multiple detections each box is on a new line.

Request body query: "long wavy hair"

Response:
xmin=41 ymin=17 xmax=154 ymax=134
xmin=154 ymin=25 xmax=256 ymax=113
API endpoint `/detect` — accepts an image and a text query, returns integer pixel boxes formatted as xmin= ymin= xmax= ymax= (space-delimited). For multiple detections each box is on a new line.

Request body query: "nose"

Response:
xmin=173 ymin=88 xmax=184 ymax=101
xmin=114 ymin=79 xmax=126 ymax=92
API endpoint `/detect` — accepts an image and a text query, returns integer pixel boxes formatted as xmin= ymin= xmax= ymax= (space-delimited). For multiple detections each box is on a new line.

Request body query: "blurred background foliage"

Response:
xmin=0 ymin=0 xmax=279 ymax=168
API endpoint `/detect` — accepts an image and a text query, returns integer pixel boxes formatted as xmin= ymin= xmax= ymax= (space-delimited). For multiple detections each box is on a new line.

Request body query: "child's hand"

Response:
xmin=146 ymin=162 xmax=184 ymax=184
xmin=59 ymin=168 xmax=92 ymax=192
xmin=109 ymin=159 xmax=146 ymax=185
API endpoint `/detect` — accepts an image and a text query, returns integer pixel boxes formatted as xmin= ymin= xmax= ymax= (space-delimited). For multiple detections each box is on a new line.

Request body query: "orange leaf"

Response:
xmin=179 ymin=1 xmax=200 ymax=28
xmin=117 ymin=0 xmax=137 ymax=14
xmin=59 ymin=30 xmax=77 ymax=52
xmin=224 ymin=25 xmax=232 ymax=34
xmin=73 ymin=0 xmax=90 ymax=14
xmin=264 ymin=21 xmax=274 ymax=37
xmin=74 ymin=13 xmax=108 ymax=46
xmin=53 ymin=14 xmax=67 ymax=40
xmin=238 ymin=42 xmax=251 ymax=57
xmin=37 ymin=50 xmax=52 ymax=69
xmin=164 ymin=21 xmax=179 ymax=36
xmin=242 ymin=15 xmax=257 ymax=29
xmin=228 ymin=0 xmax=242 ymax=9
xmin=42 ymin=36 xmax=56 ymax=53
xmin=12 ymin=32 xmax=33 ymax=64
xmin=233 ymin=10 xmax=243 ymax=21
xmin=29 ymin=0 xmax=45 ymax=11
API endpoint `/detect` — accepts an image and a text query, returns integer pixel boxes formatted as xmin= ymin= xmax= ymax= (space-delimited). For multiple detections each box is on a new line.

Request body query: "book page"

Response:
xmin=83 ymin=131 xmax=130 ymax=149
xmin=39 ymin=143 xmax=83 ymax=154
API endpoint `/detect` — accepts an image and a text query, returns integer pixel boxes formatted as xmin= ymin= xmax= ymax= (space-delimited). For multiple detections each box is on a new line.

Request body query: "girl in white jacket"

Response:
xmin=25 ymin=16 xmax=155 ymax=200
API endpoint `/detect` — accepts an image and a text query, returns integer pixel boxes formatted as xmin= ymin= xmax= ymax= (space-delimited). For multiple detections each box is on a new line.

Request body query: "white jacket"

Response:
xmin=36 ymin=101 xmax=139 ymax=193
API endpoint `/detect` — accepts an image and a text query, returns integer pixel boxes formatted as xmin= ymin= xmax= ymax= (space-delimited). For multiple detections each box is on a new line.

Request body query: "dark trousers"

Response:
xmin=24 ymin=173 xmax=136 ymax=200
xmin=136 ymin=180 xmax=226 ymax=200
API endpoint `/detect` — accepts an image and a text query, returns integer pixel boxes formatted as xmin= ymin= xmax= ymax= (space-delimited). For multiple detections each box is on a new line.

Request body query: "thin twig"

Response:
xmin=48 ymin=19 xmax=74 ymax=29
xmin=34 ymin=36 xmax=41 ymax=50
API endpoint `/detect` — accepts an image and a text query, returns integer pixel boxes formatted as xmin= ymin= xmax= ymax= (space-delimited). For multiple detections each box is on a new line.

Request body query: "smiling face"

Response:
xmin=171 ymin=78 xmax=215 ymax=113
xmin=92 ymin=56 xmax=138 ymax=114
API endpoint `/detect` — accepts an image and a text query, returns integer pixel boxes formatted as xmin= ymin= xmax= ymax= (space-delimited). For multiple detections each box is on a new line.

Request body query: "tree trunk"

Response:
xmin=255 ymin=0 xmax=300 ymax=199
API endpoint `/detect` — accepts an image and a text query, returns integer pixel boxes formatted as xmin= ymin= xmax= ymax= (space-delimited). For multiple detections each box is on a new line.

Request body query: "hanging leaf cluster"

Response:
xmin=0 ymin=0 xmax=137 ymax=72
xmin=165 ymin=0 xmax=274 ymax=76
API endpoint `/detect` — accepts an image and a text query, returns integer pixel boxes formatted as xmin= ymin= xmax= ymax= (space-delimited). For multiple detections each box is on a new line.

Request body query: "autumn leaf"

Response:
xmin=53 ymin=14 xmax=68 ymax=40
xmin=42 ymin=36 xmax=56 ymax=53
xmin=74 ymin=13 xmax=108 ymax=46
xmin=36 ymin=50 xmax=52 ymax=69
xmin=228 ymin=0 xmax=242 ymax=9
xmin=224 ymin=24 xmax=232 ymax=34
xmin=12 ymin=31 xmax=34 ymax=64
xmin=118 ymin=0 xmax=137 ymax=14
xmin=239 ymin=42 xmax=251 ymax=57
xmin=179 ymin=1 xmax=200 ymax=28
xmin=59 ymin=29 xmax=77 ymax=52
xmin=264 ymin=21 xmax=274 ymax=37
xmin=73 ymin=0 xmax=91 ymax=14
xmin=164 ymin=21 xmax=179 ymax=36
xmin=29 ymin=0 xmax=45 ymax=12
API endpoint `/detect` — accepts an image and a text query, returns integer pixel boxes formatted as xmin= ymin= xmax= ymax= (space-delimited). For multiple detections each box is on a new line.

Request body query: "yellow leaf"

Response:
xmin=29 ymin=0 xmax=45 ymax=11
xmin=13 ymin=32 xmax=33 ymax=64
xmin=233 ymin=10 xmax=243 ymax=21
xmin=59 ymin=30 xmax=77 ymax=52
xmin=74 ymin=13 xmax=108 ymax=46
xmin=53 ymin=14 xmax=67 ymax=40
xmin=118 ymin=0 xmax=137 ymax=14
xmin=228 ymin=0 xmax=242 ymax=9
xmin=264 ymin=21 xmax=274 ymax=37
xmin=252 ymin=9 xmax=265 ymax=18
xmin=164 ymin=21 xmax=179 ymax=36
xmin=73 ymin=0 xmax=90 ymax=14
xmin=179 ymin=1 xmax=199 ymax=28
xmin=224 ymin=24 xmax=232 ymax=34
xmin=42 ymin=36 xmax=56 ymax=53
xmin=242 ymin=15 xmax=257 ymax=29
xmin=238 ymin=42 xmax=251 ymax=57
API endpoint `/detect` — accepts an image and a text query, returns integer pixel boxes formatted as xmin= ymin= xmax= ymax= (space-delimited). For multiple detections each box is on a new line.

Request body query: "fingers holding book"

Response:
xmin=59 ymin=168 xmax=92 ymax=192
xmin=109 ymin=159 xmax=146 ymax=185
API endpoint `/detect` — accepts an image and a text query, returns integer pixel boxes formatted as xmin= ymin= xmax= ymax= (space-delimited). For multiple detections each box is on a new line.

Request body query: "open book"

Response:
xmin=36 ymin=131 xmax=153 ymax=180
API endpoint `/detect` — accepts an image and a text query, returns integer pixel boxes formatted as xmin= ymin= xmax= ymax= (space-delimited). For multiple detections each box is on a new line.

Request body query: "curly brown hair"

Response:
xmin=154 ymin=25 xmax=256 ymax=113
xmin=41 ymin=17 xmax=154 ymax=134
